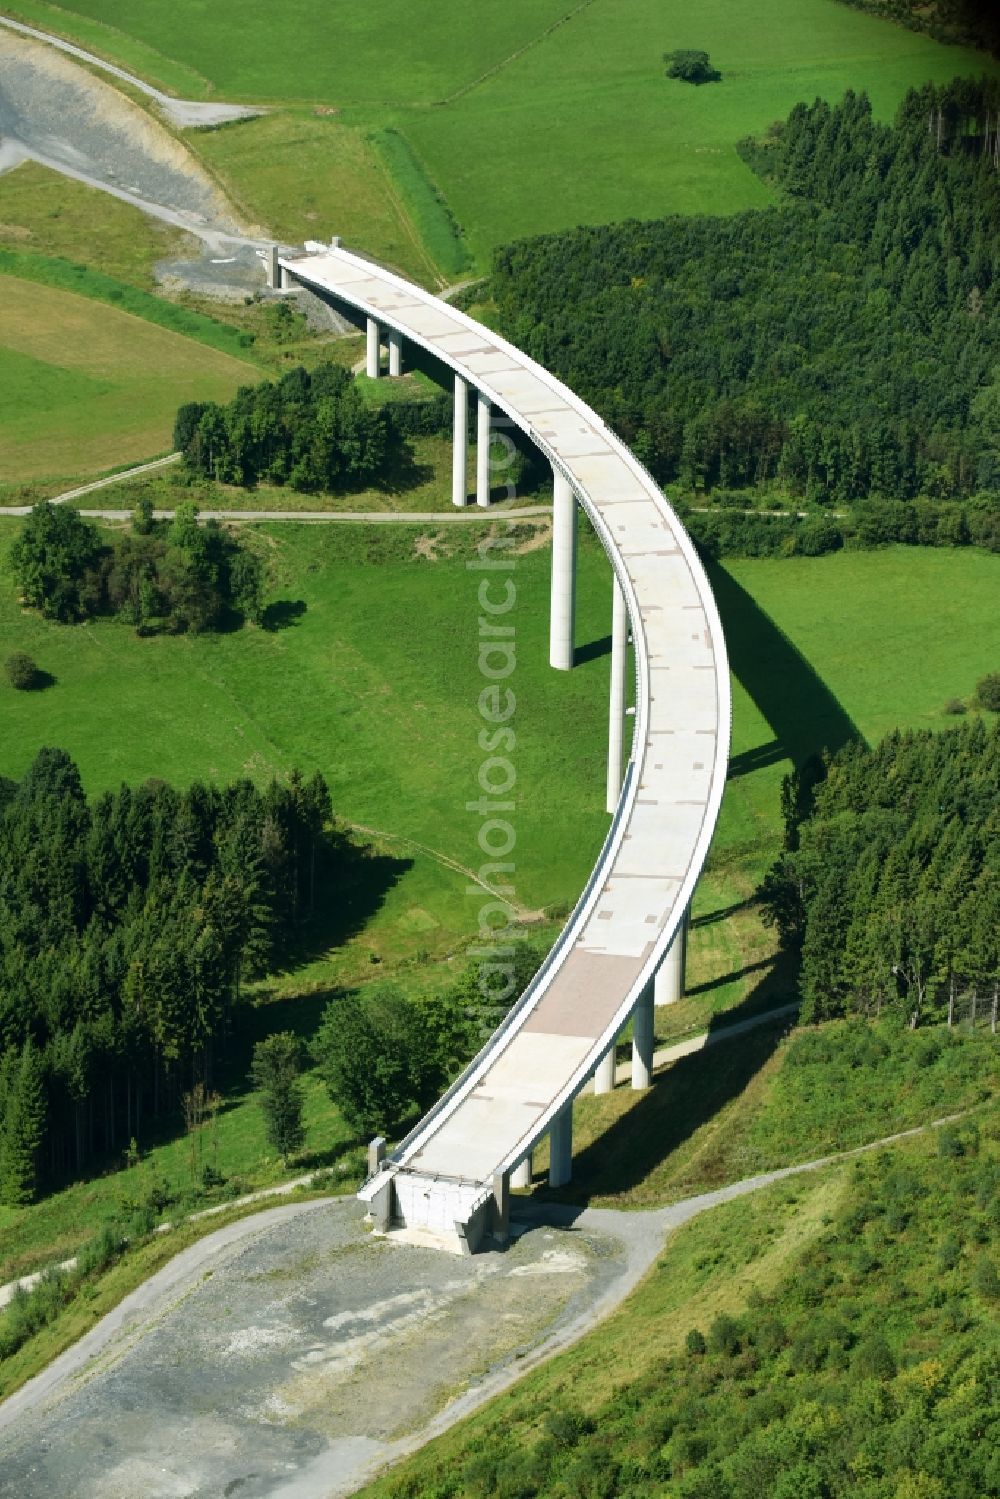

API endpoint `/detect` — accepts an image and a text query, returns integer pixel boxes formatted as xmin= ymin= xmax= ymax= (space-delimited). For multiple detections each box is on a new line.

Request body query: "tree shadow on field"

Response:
xmin=262 ymin=599 xmax=307 ymax=631
xmin=705 ymin=561 xmax=864 ymax=770
xmin=279 ymin=837 xmax=414 ymax=974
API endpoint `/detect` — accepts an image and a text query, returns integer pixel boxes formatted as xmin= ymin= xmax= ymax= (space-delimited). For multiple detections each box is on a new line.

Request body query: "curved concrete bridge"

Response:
xmin=274 ymin=243 xmax=731 ymax=1251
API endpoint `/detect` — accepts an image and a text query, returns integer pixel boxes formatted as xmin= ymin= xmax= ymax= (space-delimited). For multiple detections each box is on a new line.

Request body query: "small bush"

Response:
xmin=663 ymin=48 xmax=720 ymax=84
xmin=972 ymin=1256 xmax=1000 ymax=1301
xmin=853 ymin=1334 xmax=896 ymax=1380
xmin=943 ymin=697 xmax=967 ymax=715
xmin=707 ymin=1313 xmax=741 ymax=1356
xmin=686 ymin=1327 xmax=707 ymax=1355
xmin=5 ymin=651 xmax=40 ymax=690
xmin=974 ymin=673 xmax=1000 ymax=712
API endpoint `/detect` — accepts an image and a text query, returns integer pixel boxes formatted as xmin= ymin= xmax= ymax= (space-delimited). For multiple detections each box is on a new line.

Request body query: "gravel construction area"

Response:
xmin=0 ymin=28 xmax=241 ymax=241
xmin=0 ymin=1198 xmax=631 ymax=1498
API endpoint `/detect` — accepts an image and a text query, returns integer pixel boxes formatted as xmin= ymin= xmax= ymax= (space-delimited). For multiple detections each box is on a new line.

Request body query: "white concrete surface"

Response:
xmin=277 ymin=244 xmax=730 ymax=1242
xmin=388 ymin=328 xmax=403 ymax=377
xmin=593 ymin=1046 xmax=616 ymax=1096
xmin=452 ymin=374 xmax=468 ymax=507
xmin=366 ymin=318 xmax=381 ymax=379
xmin=476 ymin=394 xmax=491 ymax=507
xmin=549 ymin=471 xmax=577 ymax=671
xmin=631 ymin=982 xmax=654 ymax=1090
xmin=606 ymin=576 xmax=627 ymax=813
xmin=510 ymin=1154 xmax=532 ymax=1190
xmin=655 ymin=908 xmax=688 ymax=1006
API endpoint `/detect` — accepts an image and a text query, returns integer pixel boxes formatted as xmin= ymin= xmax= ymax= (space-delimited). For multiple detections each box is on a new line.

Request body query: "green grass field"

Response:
xmin=0 ymin=274 xmax=260 ymax=481
xmin=0 ymin=160 xmax=194 ymax=289
xmin=7 ymin=0 xmax=998 ymax=275
xmin=1 ymin=523 xmax=997 ymax=990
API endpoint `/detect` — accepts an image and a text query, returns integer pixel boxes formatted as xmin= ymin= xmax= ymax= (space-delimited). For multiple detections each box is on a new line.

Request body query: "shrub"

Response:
xmin=707 ymin=1313 xmax=741 ymax=1356
xmin=663 ymin=49 xmax=720 ymax=84
xmin=974 ymin=673 xmax=1000 ymax=712
xmin=972 ymin=1256 xmax=1000 ymax=1301
xmin=943 ymin=697 xmax=967 ymax=715
xmin=686 ymin=1327 xmax=707 ymax=1355
xmin=853 ymin=1334 xmax=896 ymax=1380
xmin=5 ymin=651 xmax=40 ymax=690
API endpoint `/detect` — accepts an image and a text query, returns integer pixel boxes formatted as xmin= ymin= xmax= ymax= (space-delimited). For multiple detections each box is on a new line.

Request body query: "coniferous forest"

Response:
xmin=0 ymin=749 xmax=334 ymax=1205
xmin=483 ymin=79 xmax=1000 ymax=522
xmin=762 ymin=720 xmax=1000 ymax=1027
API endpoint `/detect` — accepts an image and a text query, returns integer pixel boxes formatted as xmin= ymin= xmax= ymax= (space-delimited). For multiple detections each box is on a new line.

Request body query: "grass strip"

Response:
xmin=371 ymin=128 xmax=471 ymax=280
xmin=0 ymin=249 xmax=256 ymax=361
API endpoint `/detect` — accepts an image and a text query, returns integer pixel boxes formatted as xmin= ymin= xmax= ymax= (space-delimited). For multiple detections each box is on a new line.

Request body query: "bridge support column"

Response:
xmin=654 ymin=907 xmax=689 ymax=1005
xmin=492 ymin=1171 xmax=510 ymax=1243
xmin=452 ymin=374 xmax=468 ymax=506
xmin=631 ymin=980 xmax=654 ymax=1090
xmin=388 ymin=328 xmax=403 ymax=377
xmin=548 ymin=1104 xmax=573 ymax=1187
xmin=265 ymin=246 xmax=280 ymax=289
xmin=606 ymin=576 xmax=627 ymax=812
xmin=511 ymin=1152 xmax=532 ymax=1189
xmin=367 ymin=1135 xmax=386 ymax=1175
xmin=549 ymin=472 xmax=577 ymax=670
xmin=593 ymin=1044 xmax=616 ymax=1095
xmin=476 ymin=395 xmax=491 ymax=507
xmin=366 ymin=318 xmax=381 ymax=379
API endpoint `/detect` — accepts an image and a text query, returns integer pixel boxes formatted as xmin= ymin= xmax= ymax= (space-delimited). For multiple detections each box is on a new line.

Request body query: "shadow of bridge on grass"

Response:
xmin=706 ymin=561 xmax=864 ymax=772
xmin=533 ymin=952 xmax=800 ymax=1208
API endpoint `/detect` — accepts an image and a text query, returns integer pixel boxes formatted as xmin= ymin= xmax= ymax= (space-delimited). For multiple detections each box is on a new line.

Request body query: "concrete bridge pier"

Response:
xmin=492 ymin=1171 xmax=510 ymax=1243
xmin=388 ymin=328 xmax=403 ymax=377
xmin=366 ymin=318 xmax=381 ymax=379
xmin=606 ymin=575 xmax=628 ymax=812
xmin=549 ymin=471 xmax=577 ymax=670
xmin=593 ymin=1044 xmax=616 ymax=1095
xmin=548 ymin=1104 xmax=573 ymax=1187
xmin=476 ymin=395 xmax=491 ymax=507
xmin=631 ymin=980 xmax=655 ymax=1089
xmin=452 ymin=374 xmax=469 ymax=505
xmin=511 ymin=1152 xmax=532 ymax=1189
xmin=655 ymin=908 xmax=689 ymax=1005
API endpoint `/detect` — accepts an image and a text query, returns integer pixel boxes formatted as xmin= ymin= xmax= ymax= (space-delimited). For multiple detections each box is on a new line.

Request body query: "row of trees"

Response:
xmin=761 ymin=719 xmax=1000 ymax=1026
xmin=483 ymin=80 xmax=1000 ymax=510
xmin=680 ymin=495 xmax=1000 ymax=559
xmin=176 ymin=363 xmax=390 ymax=493
xmin=11 ymin=500 xmax=264 ymax=633
xmin=832 ymin=0 xmax=1000 ymax=54
xmin=0 ymin=749 xmax=335 ymax=1203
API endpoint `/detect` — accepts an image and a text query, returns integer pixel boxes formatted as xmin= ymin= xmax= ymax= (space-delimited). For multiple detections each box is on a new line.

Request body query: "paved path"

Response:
xmin=0 ymin=1108 xmax=965 ymax=1498
xmin=0 ymin=16 xmax=263 ymax=127
xmin=0 ymin=501 xmax=553 ymax=523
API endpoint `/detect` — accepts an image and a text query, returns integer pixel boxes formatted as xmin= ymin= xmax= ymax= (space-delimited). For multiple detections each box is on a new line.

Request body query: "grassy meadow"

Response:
xmin=0 ymin=160 xmax=195 ymax=289
xmin=0 ymin=274 xmax=260 ymax=482
xmin=7 ymin=0 xmax=999 ymax=277
xmin=1 ymin=518 xmax=997 ymax=995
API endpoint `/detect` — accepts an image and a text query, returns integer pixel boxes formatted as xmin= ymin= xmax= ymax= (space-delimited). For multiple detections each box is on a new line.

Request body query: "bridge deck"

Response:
xmin=281 ymin=247 xmax=730 ymax=1214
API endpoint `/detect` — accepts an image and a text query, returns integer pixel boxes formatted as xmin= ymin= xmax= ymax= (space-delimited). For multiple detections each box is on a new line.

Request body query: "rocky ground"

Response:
xmin=0 ymin=1198 xmax=633 ymax=1498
